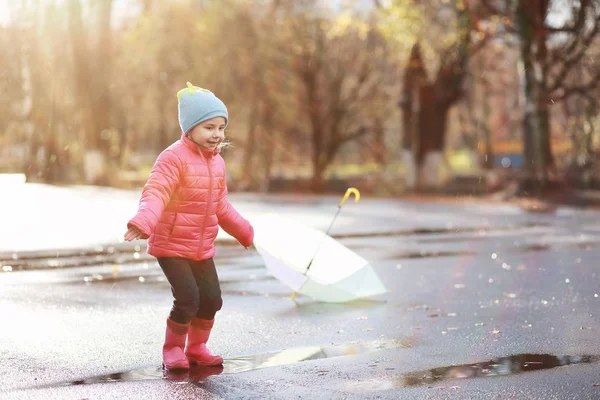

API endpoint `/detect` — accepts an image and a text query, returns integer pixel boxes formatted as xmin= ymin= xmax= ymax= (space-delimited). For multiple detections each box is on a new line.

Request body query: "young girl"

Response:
xmin=124 ymin=82 xmax=254 ymax=370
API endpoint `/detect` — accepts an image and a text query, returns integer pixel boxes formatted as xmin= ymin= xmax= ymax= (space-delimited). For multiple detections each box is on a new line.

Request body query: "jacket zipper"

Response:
xmin=198 ymin=154 xmax=213 ymax=258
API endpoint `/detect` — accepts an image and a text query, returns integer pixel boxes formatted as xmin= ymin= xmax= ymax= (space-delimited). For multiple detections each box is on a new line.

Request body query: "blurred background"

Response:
xmin=0 ymin=0 xmax=599 ymax=197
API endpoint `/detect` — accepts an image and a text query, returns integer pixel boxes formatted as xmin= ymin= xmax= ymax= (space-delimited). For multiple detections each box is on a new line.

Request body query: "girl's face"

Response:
xmin=188 ymin=117 xmax=226 ymax=151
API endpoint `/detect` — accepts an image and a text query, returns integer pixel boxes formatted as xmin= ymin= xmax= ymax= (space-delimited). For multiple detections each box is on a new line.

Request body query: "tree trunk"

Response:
xmin=400 ymin=43 xmax=426 ymax=190
xmin=482 ymin=79 xmax=494 ymax=169
xmin=418 ymin=88 xmax=450 ymax=189
xmin=310 ymin=161 xmax=326 ymax=193
xmin=517 ymin=0 xmax=553 ymax=189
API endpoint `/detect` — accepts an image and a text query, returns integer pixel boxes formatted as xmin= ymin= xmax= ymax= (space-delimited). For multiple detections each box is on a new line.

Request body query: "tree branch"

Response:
xmin=554 ymin=68 xmax=600 ymax=102
xmin=548 ymin=13 xmax=600 ymax=94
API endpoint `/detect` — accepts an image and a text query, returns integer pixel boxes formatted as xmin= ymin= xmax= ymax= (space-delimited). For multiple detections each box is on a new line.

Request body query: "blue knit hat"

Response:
xmin=177 ymin=82 xmax=228 ymax=134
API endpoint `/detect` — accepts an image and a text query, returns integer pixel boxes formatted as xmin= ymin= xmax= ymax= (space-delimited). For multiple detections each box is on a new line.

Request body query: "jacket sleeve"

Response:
xmin=216 ymin=173 xmax=254 ymax=247
xmin=127 ymin=149 xmax=181 ymax=237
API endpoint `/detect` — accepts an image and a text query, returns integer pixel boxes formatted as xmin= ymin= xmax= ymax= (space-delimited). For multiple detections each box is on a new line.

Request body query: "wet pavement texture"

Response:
xmin=2 ymin=190 xmax=600 ymax=398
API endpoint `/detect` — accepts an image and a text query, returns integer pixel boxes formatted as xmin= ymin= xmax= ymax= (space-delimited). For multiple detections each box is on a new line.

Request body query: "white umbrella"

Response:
xmin=251 ymin=189 xmax=388 ymax=303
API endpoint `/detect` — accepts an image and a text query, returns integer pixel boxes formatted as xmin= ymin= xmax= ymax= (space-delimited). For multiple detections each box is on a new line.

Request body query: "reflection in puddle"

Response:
xmin=69 ymin=364 xmax=224 ymax=386
xmin=352 ymin=354 xmax=599 ymax=391
xmin=39 ymin=338 xmax=411 ymax=388
xmin=223 ymin=338 xmax=411 ymax=374
xmin=403 ymin=354 xmax=599 ymax=386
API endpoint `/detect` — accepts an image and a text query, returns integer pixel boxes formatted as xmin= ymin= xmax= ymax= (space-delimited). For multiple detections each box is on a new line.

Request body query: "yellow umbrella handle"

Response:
xmin=339 ymin=187 xmax=360 ymax=207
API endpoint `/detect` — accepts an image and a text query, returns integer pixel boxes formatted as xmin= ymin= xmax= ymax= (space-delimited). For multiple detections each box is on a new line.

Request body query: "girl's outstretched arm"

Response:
xmin=216 ymin=174 xmax=254 ymax=248
xmin=127 ymin=150 xmax=181 ymax=238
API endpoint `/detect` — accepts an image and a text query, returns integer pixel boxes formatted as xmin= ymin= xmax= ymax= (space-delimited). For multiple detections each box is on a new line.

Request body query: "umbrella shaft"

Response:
xmin=304 ymin=205 xmax=342 ymax=274
xmin=324 ymin=206 xmax=342 ymax=236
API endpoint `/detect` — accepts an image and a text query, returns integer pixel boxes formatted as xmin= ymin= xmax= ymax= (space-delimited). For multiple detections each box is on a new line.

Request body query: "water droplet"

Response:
xmin=506 ymin=293 xmax=517 ymax=298
xmin=396 ymin=264 xmax=402 ymax=270
xmin=138 ymin=276 xmax=146 ymax=283
xmin=565 ymin=278 xmax=570 ymax=283
xmin=502 ymin=263 xmax=511 ymax=270
xmin=133 ymin=252 xmax=140 ymax=259
xmin=491 ymin=253 xmax=498 ymax=260
xmin=134 ymin=245 xmax=141 ymax=252
xmin=454 ymin=284 xmax=466 ymax=289
xmin=541 ymin=300 xmax=548 ymax=305
xmin=2 ymin=265 xmax=13 ymax=272
xmin=488 ymin=278 xmax=494 ymax=283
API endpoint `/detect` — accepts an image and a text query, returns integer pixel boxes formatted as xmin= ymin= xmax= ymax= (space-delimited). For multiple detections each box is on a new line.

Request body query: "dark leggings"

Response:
xmin=157 ymin=257 xmax=223 ymax=324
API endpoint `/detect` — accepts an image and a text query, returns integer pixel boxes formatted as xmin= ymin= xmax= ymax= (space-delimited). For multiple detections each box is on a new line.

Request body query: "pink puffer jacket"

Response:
xmin=128 ymin=135 xmax=254 ymax=261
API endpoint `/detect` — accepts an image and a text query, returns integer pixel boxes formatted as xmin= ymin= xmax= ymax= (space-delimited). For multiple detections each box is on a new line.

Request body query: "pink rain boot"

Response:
xmin=185 ymin=318 xmax=223 ymax=366
xmin=163 ymin=318 xmax=190 ymax=370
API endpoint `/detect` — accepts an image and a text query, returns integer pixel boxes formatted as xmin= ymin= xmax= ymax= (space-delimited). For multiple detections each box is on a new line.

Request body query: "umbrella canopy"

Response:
xmin=251 ymin=214 xmax=388 ymax=303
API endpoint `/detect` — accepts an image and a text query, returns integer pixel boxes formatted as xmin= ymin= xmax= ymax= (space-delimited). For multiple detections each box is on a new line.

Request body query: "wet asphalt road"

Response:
xmin=1 ymin=195 xmax=600 ymax=399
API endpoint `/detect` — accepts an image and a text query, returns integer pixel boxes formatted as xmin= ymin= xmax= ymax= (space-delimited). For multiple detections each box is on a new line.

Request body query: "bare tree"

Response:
xmin=289 ymin=11 xmax=391 ymax=192
xmin=481 ymin=0 xmax=600 ymax=189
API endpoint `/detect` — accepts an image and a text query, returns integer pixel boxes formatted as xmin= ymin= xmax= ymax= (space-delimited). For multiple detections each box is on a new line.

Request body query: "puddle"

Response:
xmin=352 ymin=354 xmax=599 ymax=391
xmin=31 ymin=338 xmax=411 ymax=389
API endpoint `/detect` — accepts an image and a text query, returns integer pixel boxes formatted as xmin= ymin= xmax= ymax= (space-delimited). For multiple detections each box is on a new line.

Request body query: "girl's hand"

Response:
xmin=124 ymin=226 xmax=148 ymax=241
